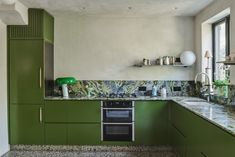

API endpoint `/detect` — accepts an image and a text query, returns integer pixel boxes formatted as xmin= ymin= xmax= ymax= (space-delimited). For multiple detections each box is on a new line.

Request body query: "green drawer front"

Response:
xmin=67 ymin=124 xmax=101 ymax=145
xmin=45 ymin=101 xmax=100 ymax=123
xmin=45 ymin=124 xmax=67 ymax=145
xmin=67 ymin=101 xmax=100 ymax=123
xmin=45 ymin=101 xmax=68 ymax=122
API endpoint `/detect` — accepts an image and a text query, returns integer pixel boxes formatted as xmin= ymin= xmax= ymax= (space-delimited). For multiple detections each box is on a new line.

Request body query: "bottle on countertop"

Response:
xmin=161 ymin=86 xmax=167 ymax=98
xmin=152 ymin=85 xmax=157 ymax=97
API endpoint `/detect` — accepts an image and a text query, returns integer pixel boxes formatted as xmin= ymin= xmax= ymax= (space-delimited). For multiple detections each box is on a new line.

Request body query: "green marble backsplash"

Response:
xmin=53 ymin=80 xmax=235 ymax=105
xmin=54 ymin=80 xmax=197 ymax=97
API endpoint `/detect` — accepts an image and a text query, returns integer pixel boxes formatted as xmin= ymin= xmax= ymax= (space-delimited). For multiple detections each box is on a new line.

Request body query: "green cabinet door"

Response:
xmin=67 ymin=124 xmax=101 ymax=145
xmin=135 ymin=101 xmax=169 ymax=145
xmin=170 ymin=125 xmax=187 ymax=157
xmin=10 ymin=105 xmax=44 ymax=144
xmin=9 ymin=40 xmax=44 ymax=104
xmin=45 ymin=124 xmax=67 ymax=145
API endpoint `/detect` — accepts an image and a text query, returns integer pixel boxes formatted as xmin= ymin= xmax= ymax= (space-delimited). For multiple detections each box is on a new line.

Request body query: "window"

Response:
xmin=212 ymin=16 xmax=230 ymax=81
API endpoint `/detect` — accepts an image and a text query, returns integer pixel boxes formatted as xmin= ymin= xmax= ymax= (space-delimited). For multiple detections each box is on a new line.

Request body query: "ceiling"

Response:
xmin=18 ymin=0 xmax=215 ymax=17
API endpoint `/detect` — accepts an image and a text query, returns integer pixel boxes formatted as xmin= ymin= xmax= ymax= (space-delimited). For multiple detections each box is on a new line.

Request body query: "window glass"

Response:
xmin=212 ymin=16 xmax=230 ymax=81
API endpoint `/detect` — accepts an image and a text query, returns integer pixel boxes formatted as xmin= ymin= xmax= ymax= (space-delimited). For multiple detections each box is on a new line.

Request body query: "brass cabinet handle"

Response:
xmin=39 ymin=107 xmax=43 ymax=124
xmin=39 ymin=68 xmax=42 ymax=88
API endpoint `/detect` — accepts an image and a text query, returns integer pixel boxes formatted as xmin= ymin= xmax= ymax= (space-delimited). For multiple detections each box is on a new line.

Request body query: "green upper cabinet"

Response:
xmin=135 ymin=101 xmax=169 ymax=145
xmin=8 ymin=8 xmax=54 ymax=105
xmin=8 ymin=9 xmax=54 ymax=43
xmin=9 ymin=40 xmax=44 ymax=104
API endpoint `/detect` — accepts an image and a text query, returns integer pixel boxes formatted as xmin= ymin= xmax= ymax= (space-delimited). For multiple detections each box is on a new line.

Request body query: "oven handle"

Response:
xmin=103 ymin=122 xmax=134 ymax=125
xmin=102 ymin=108 xmax=133 ymax=110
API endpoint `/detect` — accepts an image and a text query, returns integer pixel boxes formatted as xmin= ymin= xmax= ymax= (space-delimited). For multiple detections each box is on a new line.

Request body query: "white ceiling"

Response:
xmin=18 ymin=0 xmax=214 ymax=17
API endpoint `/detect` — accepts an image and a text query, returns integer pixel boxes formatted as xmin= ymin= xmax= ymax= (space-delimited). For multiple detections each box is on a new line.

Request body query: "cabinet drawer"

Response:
xmin=45 ymin=124 xmax=67 ymax=145
xmin=67 ymin=124 xmax=101 ymax=145
xmin=45 ymin=101 xmax=67 ymax=122
xmin=45 ymin=101 xmax=100 ymax=123
xmin=67 ymin=101 xmax=100 ymax=123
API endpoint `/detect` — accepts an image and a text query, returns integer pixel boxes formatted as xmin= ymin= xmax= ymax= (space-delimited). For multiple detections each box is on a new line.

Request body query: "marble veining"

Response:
xmin=53 ymin=80 xmax=197 ymax=98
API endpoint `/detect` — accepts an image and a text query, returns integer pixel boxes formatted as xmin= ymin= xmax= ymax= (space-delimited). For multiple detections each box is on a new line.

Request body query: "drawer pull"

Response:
xmin=39 ymin=107 xmax=43 ymax=123
xmin=39 ymin=68 xmax=42 ymax=88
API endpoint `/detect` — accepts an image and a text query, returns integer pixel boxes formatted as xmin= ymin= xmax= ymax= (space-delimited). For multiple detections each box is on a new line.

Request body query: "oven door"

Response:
xmin=102 ymin=123 xmax=134 ymax=141
xmin=103 ymin=109 xmax=133 ymax=123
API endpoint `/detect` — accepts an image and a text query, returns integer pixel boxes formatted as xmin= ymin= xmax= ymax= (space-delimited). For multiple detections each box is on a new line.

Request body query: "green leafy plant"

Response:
xmin=214 ymin=80 xmax=229 ymax=87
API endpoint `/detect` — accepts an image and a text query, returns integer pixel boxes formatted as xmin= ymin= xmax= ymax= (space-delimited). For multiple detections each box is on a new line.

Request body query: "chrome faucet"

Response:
xmin=195 ymin=72 xmax=214 ymax=102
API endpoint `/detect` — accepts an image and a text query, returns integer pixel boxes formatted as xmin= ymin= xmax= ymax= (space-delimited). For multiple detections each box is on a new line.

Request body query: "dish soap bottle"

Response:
xmin=152 ymin=85 xmax=157 ymax=97
xmin=161 ymin=86 xmax=167 ymax=98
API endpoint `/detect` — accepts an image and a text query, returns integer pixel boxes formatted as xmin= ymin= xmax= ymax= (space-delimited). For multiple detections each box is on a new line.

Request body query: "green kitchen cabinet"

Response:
xmin=9 ymin=40 xmax=44 ymax=104
xmin=170 ymin=102 xmax=235 ymax=157
xmin=8 ymin=9 xmax=54 ymax=43
xmin=44 ymin=100 xmax=101 ymax=145
xmin=45 ymin=124 xmax=67 ymax=145
xmin=8 ymin=9 xmax=54 ymax=105
xmin=135 ymin=101 xmax=169 ymax=145
xmin=9 ymin=105 xmax=44 ymax=144
xmin=67 ymin=124 xmax=101 ymax=145
xmin=8 ymin=8 xmax=54 ymax=145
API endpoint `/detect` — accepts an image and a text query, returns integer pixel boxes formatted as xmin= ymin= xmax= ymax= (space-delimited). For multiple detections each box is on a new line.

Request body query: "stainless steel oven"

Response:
xmin=101 ymin=101 xmax=134 ymax=141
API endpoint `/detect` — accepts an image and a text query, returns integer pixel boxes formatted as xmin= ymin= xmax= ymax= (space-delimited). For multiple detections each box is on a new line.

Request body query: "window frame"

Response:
xmin=212 ymin=15 xmax=230 ymax=81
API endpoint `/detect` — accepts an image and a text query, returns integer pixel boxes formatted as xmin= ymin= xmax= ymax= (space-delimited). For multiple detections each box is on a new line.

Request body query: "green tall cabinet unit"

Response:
xmin=8 ymin=9 xmax=54 ymax=144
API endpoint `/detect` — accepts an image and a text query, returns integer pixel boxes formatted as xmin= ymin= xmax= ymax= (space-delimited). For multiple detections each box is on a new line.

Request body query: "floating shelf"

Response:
xmin=133 ymin=63 xmax=189 ymax=68
xmin=217 ymin=61 xmax=235 ymax=65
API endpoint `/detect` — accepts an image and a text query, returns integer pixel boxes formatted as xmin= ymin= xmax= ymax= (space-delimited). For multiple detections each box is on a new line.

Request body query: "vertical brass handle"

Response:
xmin=39 ymin=107 xmax=43 ymax=124
xmin=39 ymin=68 xmax=42 ymax=88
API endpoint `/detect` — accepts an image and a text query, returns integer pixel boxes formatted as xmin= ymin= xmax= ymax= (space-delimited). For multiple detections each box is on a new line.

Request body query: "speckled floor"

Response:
xmin=2 ymin=146 xmax=177 ymax=157
xmin=3 ymin=151 xmax=177 ymax=157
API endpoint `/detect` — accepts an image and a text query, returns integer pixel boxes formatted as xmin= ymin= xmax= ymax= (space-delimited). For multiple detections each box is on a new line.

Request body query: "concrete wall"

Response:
xmin=0 ymin=20 xmax=9 ymax=156
xmin=195 ymin=0 xmax=235 ymax=84
xmin=54 ymin=15 xmax=195 ymax=80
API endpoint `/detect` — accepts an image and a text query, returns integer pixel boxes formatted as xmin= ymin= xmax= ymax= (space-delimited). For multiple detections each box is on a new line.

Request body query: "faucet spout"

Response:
xmin=194 ymin=72 xmax=214 ymax=102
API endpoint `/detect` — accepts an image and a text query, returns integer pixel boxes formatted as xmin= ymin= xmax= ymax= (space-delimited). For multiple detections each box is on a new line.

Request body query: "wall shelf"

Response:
xmin=133 ymin=63 xmax=189 ymax=68
xmin=217 ymin=61 xmax=235 ymax=65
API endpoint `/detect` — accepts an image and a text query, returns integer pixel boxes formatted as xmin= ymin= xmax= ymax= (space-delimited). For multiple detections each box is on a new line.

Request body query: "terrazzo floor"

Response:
xmin=2 ymin=150 xmax=177 ymax=157
xmin=2 ymin=146 xmax=177 ymax=157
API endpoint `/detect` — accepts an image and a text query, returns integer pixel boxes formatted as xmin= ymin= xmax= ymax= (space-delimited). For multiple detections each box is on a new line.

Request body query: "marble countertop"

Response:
xmin=45 ymin=96 xmax=235 ymax=137
xmin=174 ymin=97 xmax=235 ymax=137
